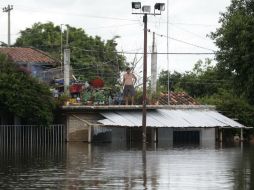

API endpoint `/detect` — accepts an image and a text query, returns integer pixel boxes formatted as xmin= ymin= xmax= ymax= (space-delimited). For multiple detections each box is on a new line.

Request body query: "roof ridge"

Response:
xmin=30 ymin=47 xmax=60 ymax=64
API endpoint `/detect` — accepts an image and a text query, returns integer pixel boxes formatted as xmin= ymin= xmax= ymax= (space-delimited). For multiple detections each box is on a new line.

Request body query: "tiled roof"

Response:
xmin=0 ymin=47 xmax=59 ymax=65
xmin=159 ymin=92 xmax=199 ymax=105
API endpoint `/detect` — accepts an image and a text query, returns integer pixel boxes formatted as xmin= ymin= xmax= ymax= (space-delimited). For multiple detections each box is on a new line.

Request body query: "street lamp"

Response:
xmin=132 ymin=2 xmax=165 ymax=144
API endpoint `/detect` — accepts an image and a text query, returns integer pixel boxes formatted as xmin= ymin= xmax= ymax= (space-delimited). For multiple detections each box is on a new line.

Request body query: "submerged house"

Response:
xmin=0 ymin=47 xmax=60 ymax=83
xmin=62 ymin=92 xmax=247 ymax=146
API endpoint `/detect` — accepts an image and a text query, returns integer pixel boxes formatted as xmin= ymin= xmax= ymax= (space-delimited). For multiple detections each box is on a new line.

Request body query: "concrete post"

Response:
xmin=88 ymin=126 xmax=92 ymax=143
xmin=151 ymin=128 xmax=157 ymax=142
xmin=151 ymin=32 xmax=157 ymax=94
xmin=3 ymin=5 xmax=13 ymax=47
xmin=8 ymin=9 xmax=11 ymax=46
xmin=64 ymin=48 xmax=70 ymax=95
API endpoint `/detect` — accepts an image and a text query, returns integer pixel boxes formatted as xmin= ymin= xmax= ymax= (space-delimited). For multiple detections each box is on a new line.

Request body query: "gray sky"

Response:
xmin=0 ymin=0 xmax=231 ymax=76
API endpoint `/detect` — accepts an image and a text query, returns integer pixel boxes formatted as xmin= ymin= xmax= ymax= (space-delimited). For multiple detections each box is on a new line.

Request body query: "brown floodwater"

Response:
xmin=0 ymin=142 xmax=253 ymax=190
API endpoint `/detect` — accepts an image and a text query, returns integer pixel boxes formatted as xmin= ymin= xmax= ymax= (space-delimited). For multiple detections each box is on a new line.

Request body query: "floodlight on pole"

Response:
xmin=131 ymin=2 xmax=165 ymax=144
xmin=142 ymin=6 xmax=151 ymax=13
xmin=154 ymin=3 xmax=165 ymax=11
xmin=132 ymin=2 xmax=141 ymax=9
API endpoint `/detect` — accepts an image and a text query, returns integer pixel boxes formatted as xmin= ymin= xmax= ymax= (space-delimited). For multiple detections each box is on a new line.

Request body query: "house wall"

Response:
xmin=66 ymin=114 xmax=90 ymax=142
xmin=65 ymin=113 xmax=107 ymax=142
xmin=64 ymin=111 xmax=215 ymax=145
xmin=111 ymin=128 xmax=126 ymax=143
xmin=200 ymin=128 xmax=215 ymax=146
xmin=158 ymin=128 xmax=216 ymax=147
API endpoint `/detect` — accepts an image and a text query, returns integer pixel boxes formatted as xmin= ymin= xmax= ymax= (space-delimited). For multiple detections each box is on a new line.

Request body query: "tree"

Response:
xmin=158 ymin=59 xmax=254 ymax=128
xmin=158 ymin=59 xmax=228 ymax=97
xmin=15 ymin=22 xmax=126 ymax=86
xmin=198 ymin=89 xmax=254 ymax=128
xmin=211 ymin=0 xmax=254 ymax=104
xmin=0 ymin=54 xmax=55 ymax=125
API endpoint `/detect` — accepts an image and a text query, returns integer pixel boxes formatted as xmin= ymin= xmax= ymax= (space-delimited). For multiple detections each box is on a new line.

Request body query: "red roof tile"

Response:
xmin=0 ymin=47 xmax=59 ymax=65
xmin=159 ymin=92 xmax=199 ymax=105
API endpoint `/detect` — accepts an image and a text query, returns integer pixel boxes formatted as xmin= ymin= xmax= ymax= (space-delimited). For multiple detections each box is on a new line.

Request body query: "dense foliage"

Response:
xmin=158 ymin=0 xmax=254 ymax=130
xmin=0 ymin=54 xmax=55 ymax=125
xmin=158 ymin=59 xmax=228 ymax=98
xmin=15 ymin=22 xmax=126 ymax=85
xmin=211 ymin=0 xmax=254 ymax=104
xmin=158 ymin=58 xmax=254 ymax=128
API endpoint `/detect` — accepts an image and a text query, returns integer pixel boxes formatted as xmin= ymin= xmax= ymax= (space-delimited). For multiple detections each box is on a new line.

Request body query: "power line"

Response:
xmin=170 ymin=24 xmax=208 ymax=41
xmin=16 ymin=6 xmax=139 ymax=22
xmin=85 ymin=23 xmax=140 ymax=30
xmin=149 ymin=30 xmax=216 ymax=52
xmin=71 ymin=46 xmax=215 ymax=55
xmin=14 ymin=5 xmax=218 ymax=27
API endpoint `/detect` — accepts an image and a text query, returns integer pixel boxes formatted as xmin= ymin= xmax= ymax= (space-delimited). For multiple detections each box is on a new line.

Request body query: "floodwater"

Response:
xmin=0 ymin=142 xmax=253 ymax=190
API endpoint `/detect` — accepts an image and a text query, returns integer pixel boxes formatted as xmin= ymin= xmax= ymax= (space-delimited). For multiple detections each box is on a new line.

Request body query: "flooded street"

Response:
xmin=0 ymin=142 xmax=253 ymax=190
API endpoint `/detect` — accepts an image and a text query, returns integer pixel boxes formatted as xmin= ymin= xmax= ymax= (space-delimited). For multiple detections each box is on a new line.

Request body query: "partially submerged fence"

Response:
xmin=0 ymin=125 xmax=66 ymax=145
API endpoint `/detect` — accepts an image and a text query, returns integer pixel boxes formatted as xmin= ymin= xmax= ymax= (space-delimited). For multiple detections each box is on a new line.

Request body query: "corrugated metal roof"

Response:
xmin=98 ymin=109 xmax=246 ymax=128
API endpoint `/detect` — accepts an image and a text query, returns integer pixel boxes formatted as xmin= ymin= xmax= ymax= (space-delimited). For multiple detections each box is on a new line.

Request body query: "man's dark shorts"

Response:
xmin=123 ymin=85 xmax=135 ymax=96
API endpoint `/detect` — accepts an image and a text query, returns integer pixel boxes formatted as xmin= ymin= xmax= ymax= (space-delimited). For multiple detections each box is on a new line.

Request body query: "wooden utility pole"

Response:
xmin=142 ymin=14 xmax=148 ymax=144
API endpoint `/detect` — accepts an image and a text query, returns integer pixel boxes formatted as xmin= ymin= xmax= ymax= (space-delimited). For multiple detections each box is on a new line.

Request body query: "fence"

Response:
xmin=0 ymin=125 xmax=66 ymax=146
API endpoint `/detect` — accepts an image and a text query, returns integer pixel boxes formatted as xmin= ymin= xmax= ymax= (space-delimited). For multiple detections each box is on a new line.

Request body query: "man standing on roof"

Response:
xmin=123 ymin=67 xmax=137 ymax=105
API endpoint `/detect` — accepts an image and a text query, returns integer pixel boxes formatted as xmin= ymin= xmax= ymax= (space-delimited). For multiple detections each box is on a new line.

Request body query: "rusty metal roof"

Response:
xmin=159 ymin=92 xmax=199 ymax=105
xmin=98 ymin=108 xmax=246 ymax=128
xmin=0 ymin=47 xmax=59 ymax=65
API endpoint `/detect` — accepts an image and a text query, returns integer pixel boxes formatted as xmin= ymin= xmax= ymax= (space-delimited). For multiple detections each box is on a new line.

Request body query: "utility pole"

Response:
xmin=64 ymin=26 xmax=70 ymax=95
xmin=66 ymin=26 xmax=69 ymax=46
xmin=64 ymin=48 xmax=70 ymax=95
xmin=2 ymin=5 xmax=13 ymax=47
xmin=60 ymin=24 xmax=64 ymax=72
xmin=167 ymin=0 xmax=170 ymax=105
xmin=142 ymin=13 xmax=148 ymax=143
xmin=151 ymin=32 xmax=157 ymax=94
xmin=132 ymin=2 xmax=165 ymax=144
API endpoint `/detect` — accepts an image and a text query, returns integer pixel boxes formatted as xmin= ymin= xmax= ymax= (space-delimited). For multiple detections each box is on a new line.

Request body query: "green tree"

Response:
xmin=198 ymin=89 xmax=254 ymax=127
xmin=15 ymin=22 xmax=126 ymax=86
xmin=158 ymin=59 xmax=228 ymax=97
xmin=211 ymin=0 xmax=254 ymax=104
xmin=158 ymin=59 xmax=254 ymax=128
xmin=0 ymin=54 xmax=55 ymax=125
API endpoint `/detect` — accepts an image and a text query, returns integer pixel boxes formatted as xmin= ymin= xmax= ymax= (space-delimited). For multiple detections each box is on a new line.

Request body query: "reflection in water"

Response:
xmin=0 ymin=142 xmax=254 ymax=189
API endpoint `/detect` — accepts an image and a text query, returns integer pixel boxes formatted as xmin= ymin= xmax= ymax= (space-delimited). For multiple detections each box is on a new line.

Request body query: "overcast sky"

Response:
xmin=0 ymin=0 xmax=231 ymax=77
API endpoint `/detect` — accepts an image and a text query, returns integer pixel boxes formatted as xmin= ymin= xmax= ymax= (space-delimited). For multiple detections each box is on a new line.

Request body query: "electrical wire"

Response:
xmin=71 ymin=46 xmax=215 ymax=55
xmin=170 ymin=24 xmax=209 ymax=41
xmin=148 ymin=30 xmax=216 ymax=52
xmin=13 ymin=5 xmax=218 ymax=27
xmin=15 ymin=5 xmax=139 ymax=22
